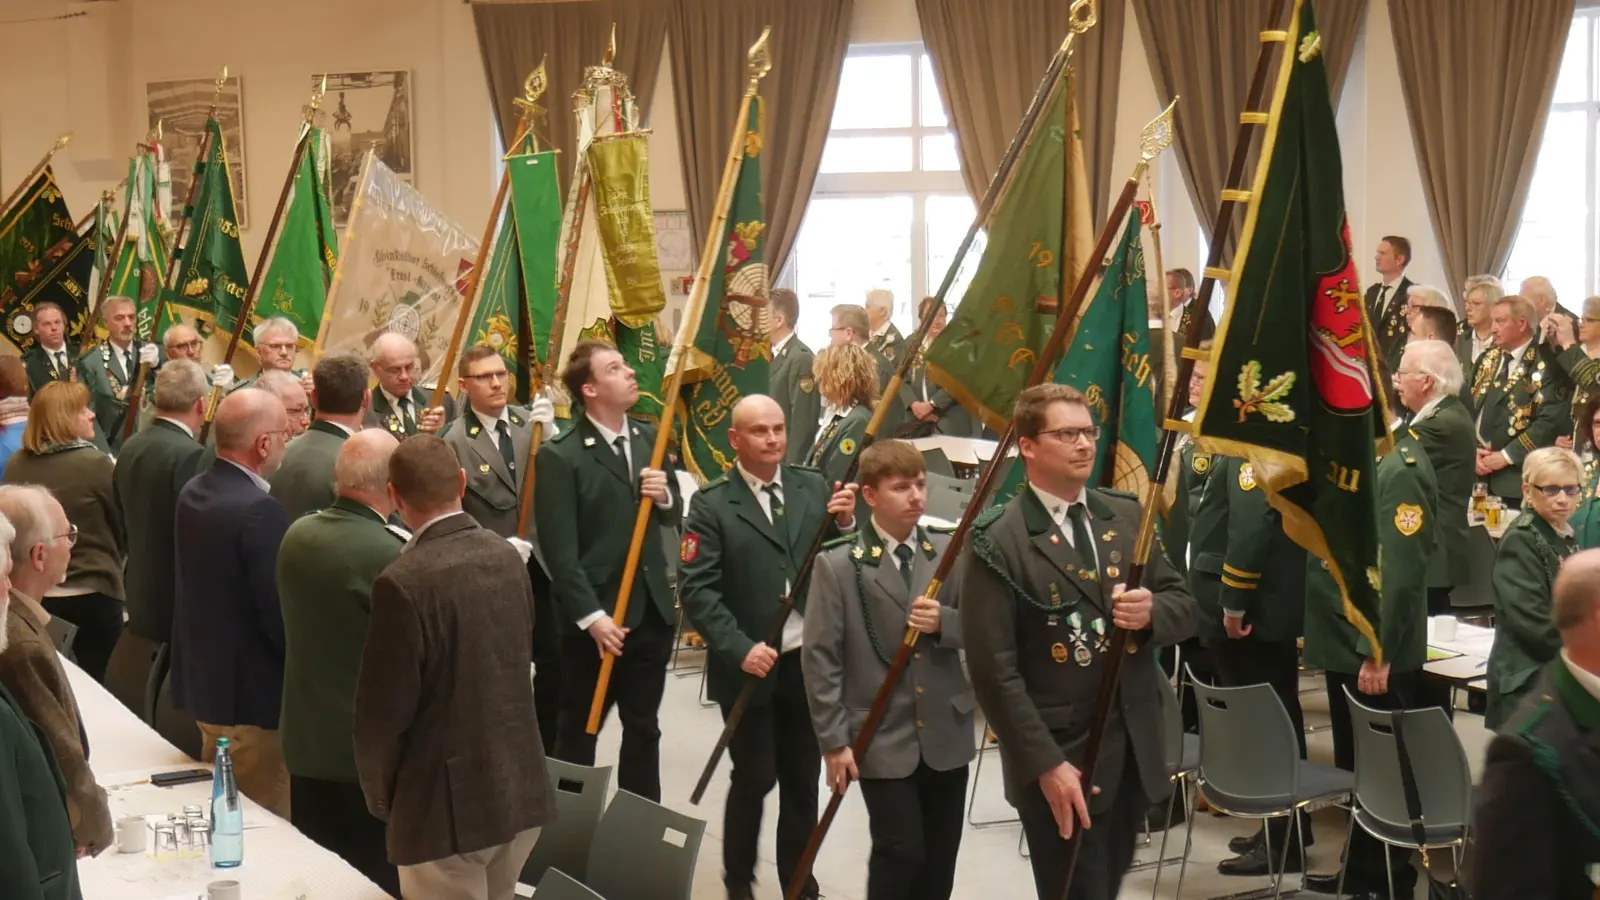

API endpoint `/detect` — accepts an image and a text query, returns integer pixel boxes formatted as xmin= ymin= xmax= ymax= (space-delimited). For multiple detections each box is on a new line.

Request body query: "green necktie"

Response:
xmin=893 ymin=543 xmax=915 ymax=591
xmin=762 ymin=483 xmax=784 ymax=522
xmin=496 ymin=420 xmax=516 ymax=473
xmin=1066 ymin=504 xmax=1096 ymax=575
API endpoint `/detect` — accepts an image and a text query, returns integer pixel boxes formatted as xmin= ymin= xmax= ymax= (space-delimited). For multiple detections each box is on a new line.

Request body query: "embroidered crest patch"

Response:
xmin=680 ymin=533 xmax=700 ymax=563
xmin=1394 ymin=503 xmax=1423 ymax=537
xmin=799 ymin=376 xmax=815 ymax=394
xmin=840 ymin=438 xmax=857 ymax=456
xmin=1193 ymin=453 xmax=1211 ymax=475
xmin=1238 ymin=463 xmax=1257 ymax=491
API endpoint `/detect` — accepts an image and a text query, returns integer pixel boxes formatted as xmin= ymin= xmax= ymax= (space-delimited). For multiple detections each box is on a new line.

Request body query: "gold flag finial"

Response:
xmin=304 ymin=74 xmax=329 ymax=123
xmin=1069 ymin=0 xmax=1097 ymax=33
xmin=214 ymin=66 xmax=229 ymax=94
xmin=514 ymin=57 xmax=548 ymax=118
xmin=53 ymin=132 xmax=72 ymax=152
xmin=603 ymin=23 xmax=617 ymax=68
xmin=1141 ymin=96 xmax=1178 ymax=162
xmin=747 ymin=27 xmax=773 ymax=88
xmin=147 ymin=119 xmax=163 ymax=146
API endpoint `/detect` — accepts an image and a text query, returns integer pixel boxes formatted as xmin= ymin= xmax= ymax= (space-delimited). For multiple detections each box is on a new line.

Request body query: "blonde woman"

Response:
xmin=1486 ymin=446 xmax=1583 ymax=727
xmin=807 ymin=343 xmax=879 ymax=492
xmin=3 ymin=381 xmax=125 ymax=682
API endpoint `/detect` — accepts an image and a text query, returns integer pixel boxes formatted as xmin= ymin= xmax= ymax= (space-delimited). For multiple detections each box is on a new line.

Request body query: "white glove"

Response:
xmin=211 ymin=364 xmax=235 ymax=391
xmin=506 ymin=536 xmax=534 ymax=563
xmin=528 ymin=394 xmax=557 ymax=428
xmin=138 ymin=343 xmax=159 ymax=367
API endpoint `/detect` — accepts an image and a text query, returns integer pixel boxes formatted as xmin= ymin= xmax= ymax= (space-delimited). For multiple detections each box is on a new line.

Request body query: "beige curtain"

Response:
xmin=916 ymin=0 xmax=1127 ymax=222
xmin=1132 ymin=0 xmax=1366 ymax=255
xmin=1389 ymin=0 xmax=1575 ymax=291
xmin=668 ymin=0 xmax=854 ymax=275
xmin=472 ymin=1 xmax=668 ymax=190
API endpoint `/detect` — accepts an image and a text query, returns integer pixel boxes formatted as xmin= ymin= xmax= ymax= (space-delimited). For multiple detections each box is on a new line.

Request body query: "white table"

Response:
xmin=907 ymin=435 xmax=1006 ymax=468
xmin=1424 ymin=620 xmax=1494 ymax=701
xmin=66 ymin=658 xmax=391 ymax=899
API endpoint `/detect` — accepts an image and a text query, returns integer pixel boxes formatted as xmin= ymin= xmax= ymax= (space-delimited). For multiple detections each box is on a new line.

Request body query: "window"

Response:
xmin=1506 ymin=7 xmax=1600 ymax=303
xmin=787 ymin=46 xmax=974 ymax=351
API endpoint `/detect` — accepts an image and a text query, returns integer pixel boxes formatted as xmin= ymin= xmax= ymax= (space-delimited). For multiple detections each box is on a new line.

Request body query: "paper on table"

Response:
xmin=1424 ymin=654 xmax=1490 ymax=681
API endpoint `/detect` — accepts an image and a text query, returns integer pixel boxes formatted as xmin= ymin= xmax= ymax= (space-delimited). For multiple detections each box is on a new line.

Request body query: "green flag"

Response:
xmin=256 ymin=128 xmax=338 ymax=348
xmin=174 ymin=119 xmax=250 ymax=336
xmin=924 ymin=69 xmax=1095 ymax=432
xmin=997 ymin=209 xmax=1157 ymax=503
xmin=677 ymin=95 xmax=770 ymax=480
xmin=0 ymin=168 xmax=84 ymax=351
xmin=1192 ymin=0 xmax=1388 ymax=661
xmin=9 ymin=219 xmax=97 ymax=354
xmin=112 ymin=151 xmax=180 ymax=342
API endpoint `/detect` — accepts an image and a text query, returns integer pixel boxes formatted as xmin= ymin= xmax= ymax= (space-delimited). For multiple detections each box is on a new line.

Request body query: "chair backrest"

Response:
xmin=536 ymin=867 xmax=606 ymax=899
xmin=1156 ymin=671 xmax=1184 ymax=775
xmin=520 ymin=760 xmax=612 ymax=887
xmin=103 ymin=630 xmax=162 ymax=723
xmin=151 ymin=653 xmax=202 ymax=761
xmin=1344 ymin=687 xmax=1473 ymax=834
xmin=924 ymin=471 xmax=974 ymax=523
xmin=586 ymin=790 xmax=705 ymax=900
xmin=45 ymin=616 xmax=78 ymax=660
xmin=921 ymin=447 xmax=956 ymax=478
xmin=1187 ymin=666 xmax=1299 ymax=809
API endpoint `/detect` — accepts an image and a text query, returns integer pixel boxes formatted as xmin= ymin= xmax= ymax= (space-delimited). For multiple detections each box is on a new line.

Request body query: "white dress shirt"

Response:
xmin=1409 ymin=394 xmax=1446 ymax=426
xmin=402 ymin=510 xmax=469 ymax=551
xmin=772 ymin=332 xmax=795 ymax=358
xmin=738 ymin=462 xmax=805 ymax=652
xmin=156 ymin=416 xmax=195 ymax=438
xmin=221 ymin=457 xmax=270 ymax=492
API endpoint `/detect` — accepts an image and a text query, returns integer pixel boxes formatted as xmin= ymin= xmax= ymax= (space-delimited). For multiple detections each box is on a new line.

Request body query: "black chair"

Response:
xmin=520 ymin=760 xmax=612 ymax=887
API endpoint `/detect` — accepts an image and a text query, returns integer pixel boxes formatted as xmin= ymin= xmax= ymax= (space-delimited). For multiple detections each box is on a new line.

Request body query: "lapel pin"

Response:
xmin=1110 ymin=550 xmax=1123 ymax=564
xmin=1102 ymin=530 xmax=1116 ymax=542
xmin=921 ymin=540 xmax=934 ymax=553
xmin=1047 ymin=614 xmax=1060 ymax=627
xmin=583 ymin=437 xmax=596 ymax=447
xmin=1050 ymin=583 xmax=1062 ymax=605
xmin=870 ymin=546 xmax=883 ymax=559
xmin=631 ymin=427 xmax=639 ymax=436
xmin=852 ymin=546 xmax=864 ymax=560
xmin=1051 ymin=642 xmax=1069 ymax=664
xmin=468 ymin=426 xmax=480 ymax=437
xmin=1106 ymin=565 xmax=1120 ymax=579
xmin=479 ymin=464 xmax=490 ymax=473
xmin=1049 ymin=534 xmax=1060 ymax=545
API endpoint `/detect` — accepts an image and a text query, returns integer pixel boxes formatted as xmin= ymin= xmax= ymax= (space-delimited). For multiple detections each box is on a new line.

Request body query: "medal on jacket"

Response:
xmin=1068 ymin=612 xmax=1091 ymax=667
xmin=1090 ymin=617 xmax=1109 ymax=654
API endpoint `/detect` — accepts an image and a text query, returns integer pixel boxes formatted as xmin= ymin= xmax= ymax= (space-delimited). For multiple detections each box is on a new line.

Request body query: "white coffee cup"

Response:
xmin=1433 ymin=614 xmax=1459 ymax=643
xmin=115 ymin=816 xmax=146 ymax=854
xmin=207 ymin=880 xmax=242 ymax=900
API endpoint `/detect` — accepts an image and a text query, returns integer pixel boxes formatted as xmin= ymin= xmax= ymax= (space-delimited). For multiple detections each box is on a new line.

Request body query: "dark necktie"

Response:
xmin=398 ymin=397 xmax=415 ymax=433
xmin=1377 ymin=285 xmax=1391 ymax=319
xmin=53 ymin=351 xmax=67 ymax=378
xmin=762 ymin=483 xmax=784 ymax=523
xmin=613 ymin=434 xmax=632 ymax=481
xmin=495 ymin=420 xmax=516 ymax=472
xmin=1066 ymin=505 xmax=1096 ymax=575
xmin=893 ymin=543 xmax=914 ymax=591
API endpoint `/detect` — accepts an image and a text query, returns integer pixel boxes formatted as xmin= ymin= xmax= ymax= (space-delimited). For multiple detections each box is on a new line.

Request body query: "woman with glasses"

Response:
xmin=807 ymin=343 xmax=879 ymax=496
xmin=1486 ymin=446 xmax=1584 ymax=728
xmin=1 ymin=381 xmax=126 ymax=682
xmin=0 ymin=357 xmax=31 ymax=481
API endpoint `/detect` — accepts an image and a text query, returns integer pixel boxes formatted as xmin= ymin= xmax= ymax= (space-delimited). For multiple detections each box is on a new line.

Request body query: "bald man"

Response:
xmin=365 ymin=332 xmax=455 ymax=437
xmin=171 ymin=389 xmax=293 ymax=818
xmin=277 ymin=429 xmax=402 ymax=893
xmin=679 ymin=394 xmax=857 ymax=900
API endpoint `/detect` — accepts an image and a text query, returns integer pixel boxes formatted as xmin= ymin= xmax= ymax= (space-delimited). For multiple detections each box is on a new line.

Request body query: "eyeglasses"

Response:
xmin=259 ymin=341 xmax=297 ymax=354
xmin=169 ymin=340 xmax=203 ymax=351
xmin=1584 ymin=318 xmax=1600 ymax=324
xmin=463 ymin=371 xmax=510 ymax=383
xmin=1533 ymin=484 xmax=1582 ymax=498
xmin=284 ymin=405 xmax=311 ymax=419
xmin=1036 ymin=426 xmax=1101 ymax=445
xmin=53 ymin=524 xmax=77 ymax=547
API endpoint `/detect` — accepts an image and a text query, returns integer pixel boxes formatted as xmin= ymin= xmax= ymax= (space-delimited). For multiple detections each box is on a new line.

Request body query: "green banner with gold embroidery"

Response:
xmin=585 ymin=135 xmax=665 ymax=329
xmin=173 ymin=119 xmax=250 ymax=334
xmin=114 ymin=151 xmax=181 ymax=343
xmin=0 ymin=167 xmax=83 ymax=352
xmin=255 ymin=128 xmax=338 ymax=349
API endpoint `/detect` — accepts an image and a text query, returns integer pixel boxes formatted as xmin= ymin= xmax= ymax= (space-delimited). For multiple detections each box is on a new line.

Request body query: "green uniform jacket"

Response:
xmin=113 ymin=419 xmax=213 ymax=643
xmin=1302 ymin=435 xmax=1436 ymax=676
xmin=679 ymin=464 xmax=839 ymax=705
xmin=867 ymin=325 xmax=905 ymax=437
xmin=807 ymin=403 xmax=872 ymax=525
xmin=278 ymin=498 xmax=404 ymax=783
xmin=76 ymin=341 xmax=161 ymax=452
xmin=268 ymin=420 xmax=349 ymax=521
xmin=363 ymin=386 xmax=458 ymax=439
xmin=1162 ymin=440 xmax=1211 ymax=579
xmin=961 ymin=487 xmax=1196 ymax=811
xmin=771 ymin=336 xmax=821 ymax=465
xmin=533 ymin=416 xmax=679 ymax=632
xmin=1406 ymin=395 xmax=1476 ymax=588
xmin=1574 ymin=461 xmax=1600 ymax=549
xmin=1487 ymin=511 xmax=1578 ymax=729
xmin=898 ymin=355 xmax=980 ymax=437
xmin=1187 ymin=457 xmax=1307 ymax=644
xmin=440 ymin=406 xmax=536 ymax=546
xmin=1469 ymin=342 xmax=1574 ymax=499
xmin=21 ymin=345 xmax=75 ymax=398
xmin=0 ymin=681 xmax=79 ymax=900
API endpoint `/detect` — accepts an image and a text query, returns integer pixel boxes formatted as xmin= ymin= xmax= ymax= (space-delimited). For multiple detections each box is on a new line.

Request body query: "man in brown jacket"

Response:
xmin=354 ymin=435 xmax=553 ymax=899
xmin=0 ymin=484 xmax=113 ymax=856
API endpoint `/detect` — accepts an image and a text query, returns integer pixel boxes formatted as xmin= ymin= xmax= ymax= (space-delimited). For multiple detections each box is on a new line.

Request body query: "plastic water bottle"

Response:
xmin=209 ymin=737 xmax=244 ymax=867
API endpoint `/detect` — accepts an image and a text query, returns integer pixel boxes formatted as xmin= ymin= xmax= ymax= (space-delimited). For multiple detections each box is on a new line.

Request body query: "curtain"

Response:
xmin=1132 ymin=0 xmax=1366 ymax=254
xmin=916 ymin=0 xmax=1127 ymax=222
xmin=1389 ymin=0 xmax=1575 ymax=291
xmin=668 ymin=0 xmax=853 ymax=276
xmin=472 ymin=1 xmax=668 ymax=190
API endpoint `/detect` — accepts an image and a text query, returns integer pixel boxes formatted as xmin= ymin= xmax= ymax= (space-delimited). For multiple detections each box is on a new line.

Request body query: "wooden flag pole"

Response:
xmin=1056 ymin=4 xmax=1290 ymax=898
xmin=198 ymin=77 xmax=327 ymax=444
xmin=0 ymin=133 xmax=71 ymax=223
xmin=688 ymin=0 xmax=1101 ymax=807
xmin=584 ymin=27 xmax=772 ymax=735
xmin=782 ymin=95 xmax=1179 ymax=900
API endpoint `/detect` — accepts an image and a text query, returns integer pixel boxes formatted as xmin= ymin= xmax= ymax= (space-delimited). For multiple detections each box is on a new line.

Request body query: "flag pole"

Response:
xmin=197 ymin=76 xmax=328 ymax=444
xmin=782 ymin=95 xmax=1179 ymax=900
xmin=123 ymin=69 xmax=230 ymax=442
xmin=1056 ymin=3 xmax=1291 ymax=897
xmin=585 ymin=27 xmax=773 ymax=734
xmin=688 ymin=0 xmax=1102 ymax=805
xmin=0 ymin=133 xmax=71 ymax=223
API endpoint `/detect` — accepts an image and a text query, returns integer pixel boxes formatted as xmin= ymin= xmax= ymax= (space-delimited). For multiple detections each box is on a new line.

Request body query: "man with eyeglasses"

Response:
xmin=133 ymin=324 xmax=235 ymax=435
xmin=831 ymin=302 xmax=899 ymax=435
xmin=21 ymin=302 xmax=78 ymax=396
xmin=1394 ymin=341 xmax=1475 ymax=620
xmin=253 ymin=370 xmax=312 ymax=441
xmin=960 ymin=383 xmax=1196 ymax=900
xmin=232 ymin=317 xmax=314 ymax=398
xmin=364 ymin=332 xmax=456 ymax=438
xmin=77 ymin=296 xmax=161 ymax=452
xmin=1471 ymin=294 xmax=1573 ymax=506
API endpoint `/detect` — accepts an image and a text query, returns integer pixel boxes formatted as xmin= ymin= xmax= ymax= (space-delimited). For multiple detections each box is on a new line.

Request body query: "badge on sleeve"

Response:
xmin=799 ymin=376 xmax=816 ymax=394
xmin=840 ymin=438 xmax=857 ymax=456
xmin=1238 ymin=463 xmax=1257 ymax=491
xmin=680 ymin=533 xmax=701 ymax=563
xmin=1394 ymin=503 xmax=1423 ymax=536
xmin=1192 ymin=453 xmax=1211 ymax=475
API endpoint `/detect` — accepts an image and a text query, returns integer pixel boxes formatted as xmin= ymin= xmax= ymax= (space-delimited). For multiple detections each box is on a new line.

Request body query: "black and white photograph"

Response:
xmin=146 ymin=75 xmax=249 ymax=227
xmin=317 ymin=70 xmax=414 ymax=226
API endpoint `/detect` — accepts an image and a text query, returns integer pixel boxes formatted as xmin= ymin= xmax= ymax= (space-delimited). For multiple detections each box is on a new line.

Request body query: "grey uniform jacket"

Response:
xmin=803 ymin=525 xmax=975 ymax=780
xmin=441 ymin=405 xmax=547 ymax=572
xmin=961 ymin=488 xmax=1197 ymax=812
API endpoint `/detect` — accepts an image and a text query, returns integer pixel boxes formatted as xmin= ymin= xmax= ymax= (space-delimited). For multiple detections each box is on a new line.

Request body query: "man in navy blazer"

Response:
xmin=171 ymin=388 xmax=293 ymax=819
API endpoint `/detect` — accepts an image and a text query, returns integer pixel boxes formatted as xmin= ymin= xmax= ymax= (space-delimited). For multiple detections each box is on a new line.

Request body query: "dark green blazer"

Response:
xmin=113 ymin=418 xmax=213 ymax=643
xmin=1487 ymin=511 xmax=1578 ymax=729
xmin=0 ymin=681 xmax=79 ymax=900
xmin=278 ymin=498 xmax=404 ymax=783
xmin=679 ymin=464 xmax=839 ymax=705
xmin=533 ymin=415 xmax=679 ymax=632
xmin=268 ymin=420 xmax=350 ymax=521
xmin=1469 ymin=342 xmax=1574 ymax=499
xmin=21 ymin=345 xmax=75 ymax=398
xmin=75 ymin=340 xmax=160 ymax=452
xmin=1406 ymin=394 xmax=1475 ymax=588
xmin=1163 ymin=440 xmax=1211 ymax=579
xmin=771 ymin=336 xmax=821 ymax=465
xmin=363 ymin=386 xmax=458 ymax=438
xmin=1188 ymin=456 xmax=1307 ymax=644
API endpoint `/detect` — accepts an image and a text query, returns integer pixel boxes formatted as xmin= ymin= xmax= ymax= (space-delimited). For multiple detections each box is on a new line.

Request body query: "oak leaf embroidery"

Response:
xmin=1233 ymin=360 xmax=1296 ymax=424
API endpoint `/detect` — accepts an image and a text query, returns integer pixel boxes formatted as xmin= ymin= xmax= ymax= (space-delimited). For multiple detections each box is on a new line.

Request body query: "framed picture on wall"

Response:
xmin=147 ymin=75 xmax=249 ymax=228
xmin=316 ymin=70 xmax=414 ymax=226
